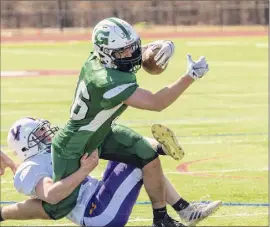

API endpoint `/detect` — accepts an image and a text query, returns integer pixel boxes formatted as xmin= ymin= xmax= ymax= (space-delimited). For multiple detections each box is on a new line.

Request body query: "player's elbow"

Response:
xmin=147 ymin=103 xmax=165 ymax=112
xmin=46 ymin=197 xmax=60 ymax=205
xmin=156 ymin=104 xmax=166 ymax=112
xmin=45 ymin=196 xmax=59 ymax=205
xmin=45 ymin=191 xmax=61 ymax=204
xmin=152 ymin=99 xmax=166 ymax=112
xmin=36 ymin=177 xmax=61 ymax=204
xmin=152 ymin=106 xmax=164 ymax=112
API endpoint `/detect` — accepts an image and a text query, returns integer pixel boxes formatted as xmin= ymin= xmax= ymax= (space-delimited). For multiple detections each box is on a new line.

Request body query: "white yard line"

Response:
xmin=0 ymin=109 xmax=68 ymax=117
xmin=165 ymin=167 xmax=268 ymax=175
xmin=1 ymin=99 xmax=70 ymax=104
xmin=1 ymin=71 xmax=39 ymax=77
xmin=206 ymin=104 xmax=267 ymax=109
xmin=0 ymin=180 xmax=14 ymax=184
xmin=209 ymin=61 xmax=267 ymax=67
xmin=179 ymin=138 xmax=267 ymax=145
xmin=186 ymin=41 xmax=268 ymax=49
xmin=210 ymin=212 xmax=268 ymax=218
xmin=2 ymin=88 xmax=67 ymax=93
xmin=117 ymin=116 xmax=264 ymax=126
xmin=186 ymin=41 xmax=250 ymax=46
xmin=1 ymin=116 xmax=266 ymax=131
xmin=0 ymin=188 xmax=17 ymax=193
xmin=1 ymin=49 xmax=82 ymax=57
xmin=36 ymin=211 xmax=270 ymax=226
xmin=129 ymin=212 xmax=268 ymax=223
xmin=206 ymin=93 xmax=267 ymax=97
xmin=256 ymin=43 xmax=268 ymax=48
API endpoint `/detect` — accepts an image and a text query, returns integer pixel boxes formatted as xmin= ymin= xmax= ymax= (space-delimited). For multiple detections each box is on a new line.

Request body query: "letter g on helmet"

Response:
xmin=92 ymin=17 xmax=142 ymax=73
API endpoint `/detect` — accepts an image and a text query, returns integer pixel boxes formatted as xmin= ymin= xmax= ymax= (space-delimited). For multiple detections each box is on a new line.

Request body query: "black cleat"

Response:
xmin=153 ymin=214 xmax=186 ymax=227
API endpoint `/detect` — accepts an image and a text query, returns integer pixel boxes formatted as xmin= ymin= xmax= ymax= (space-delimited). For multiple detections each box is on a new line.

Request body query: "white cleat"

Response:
xmin=151 ymin=124 xmax=184 ymax=161
xmin=178 ymin=201 xmax=222 ymax=226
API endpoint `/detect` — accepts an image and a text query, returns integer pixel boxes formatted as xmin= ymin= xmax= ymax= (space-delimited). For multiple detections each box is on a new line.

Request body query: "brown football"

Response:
xmin=142 ymin=47 xmax=167 ymax=75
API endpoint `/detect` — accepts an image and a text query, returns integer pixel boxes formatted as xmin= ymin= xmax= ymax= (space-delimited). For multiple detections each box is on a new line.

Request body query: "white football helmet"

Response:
xmin=92 ymin=17 xmax=142 ymax=73
xmin=7 ymin=117 xmax=59 ymax=161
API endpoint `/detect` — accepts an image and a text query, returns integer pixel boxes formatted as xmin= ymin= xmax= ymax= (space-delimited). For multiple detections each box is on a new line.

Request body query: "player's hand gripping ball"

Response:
xmin=142 ymin=47 xmax=168 ymax=75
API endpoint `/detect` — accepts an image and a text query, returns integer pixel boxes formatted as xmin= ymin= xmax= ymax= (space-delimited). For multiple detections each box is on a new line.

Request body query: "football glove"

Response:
xmin=186 ymin=54 xmax=209 ymax=80
xmin=147 ymin=40 xmax=175 ymax=69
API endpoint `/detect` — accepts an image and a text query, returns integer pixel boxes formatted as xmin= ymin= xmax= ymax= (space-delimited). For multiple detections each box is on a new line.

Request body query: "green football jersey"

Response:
xmin=53 ymin=53 xmax=138 ymax=159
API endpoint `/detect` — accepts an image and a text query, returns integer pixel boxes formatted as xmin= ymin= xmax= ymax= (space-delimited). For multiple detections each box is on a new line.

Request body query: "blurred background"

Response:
xmin=1 ymin=0 xmax=268 ymax=34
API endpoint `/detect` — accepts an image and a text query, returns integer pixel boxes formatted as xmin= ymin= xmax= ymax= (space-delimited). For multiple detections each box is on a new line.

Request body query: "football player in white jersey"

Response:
xmin=0 ymin=117 xmax=221 ymax=226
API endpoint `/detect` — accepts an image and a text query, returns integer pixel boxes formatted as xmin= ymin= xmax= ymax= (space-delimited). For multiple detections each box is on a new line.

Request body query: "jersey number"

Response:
xmin=70 ymin=81 xmax=90 ymax=120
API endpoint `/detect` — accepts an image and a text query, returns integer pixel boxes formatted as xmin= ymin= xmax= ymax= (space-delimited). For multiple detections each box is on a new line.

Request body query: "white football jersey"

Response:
xmin=14 ymin=150 xmax=100 ymax=225
xmin=14 ymin=151 xmax=53 ymax=196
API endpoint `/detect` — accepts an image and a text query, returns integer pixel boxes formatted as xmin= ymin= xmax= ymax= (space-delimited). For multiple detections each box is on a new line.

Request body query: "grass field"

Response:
xmin=1 ymin=36 xmax=268 ymax=226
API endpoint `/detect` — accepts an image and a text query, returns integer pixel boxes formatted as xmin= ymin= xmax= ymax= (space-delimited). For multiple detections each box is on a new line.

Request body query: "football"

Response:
xmin=142 ymin=47 xmax=167 ymax=75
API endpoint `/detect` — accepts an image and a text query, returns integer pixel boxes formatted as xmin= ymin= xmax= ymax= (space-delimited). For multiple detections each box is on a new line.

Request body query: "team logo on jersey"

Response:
xmin=89 ymin=202 xmax=97 ymax=215
xmin=11 ymin=125 xmax=22 ymax=141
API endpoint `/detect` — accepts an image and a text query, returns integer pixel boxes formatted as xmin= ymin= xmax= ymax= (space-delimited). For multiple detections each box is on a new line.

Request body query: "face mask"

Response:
xmin=114 ymin=40 xmax=142 ymax=73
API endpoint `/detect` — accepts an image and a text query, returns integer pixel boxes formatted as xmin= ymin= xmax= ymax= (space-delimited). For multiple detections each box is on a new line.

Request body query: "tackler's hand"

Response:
xmin=0 ymin=150 xmax=18 ymax=176
xmin=80 ymin=150 xmax=99 ymax=174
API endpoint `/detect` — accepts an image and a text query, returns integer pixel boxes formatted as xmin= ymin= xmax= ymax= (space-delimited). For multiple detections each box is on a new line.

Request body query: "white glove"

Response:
xmin=146 ymin=40 xmax=175 ymax=69
xmin=186 ymin=54 xmax=209 ymax=80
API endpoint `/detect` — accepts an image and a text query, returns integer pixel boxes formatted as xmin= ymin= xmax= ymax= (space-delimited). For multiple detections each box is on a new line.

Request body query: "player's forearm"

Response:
xmin=153 ymin=74 xmax=194 ymax=111
xmin=47 ymin=168 xmax=90 ymax=204
xmin=1 ymin=199 xmax=50 ymax=220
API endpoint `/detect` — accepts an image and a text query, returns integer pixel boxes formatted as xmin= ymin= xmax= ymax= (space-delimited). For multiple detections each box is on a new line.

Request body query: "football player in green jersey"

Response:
xmin=41 ymin=17 xmax=209 ymax=227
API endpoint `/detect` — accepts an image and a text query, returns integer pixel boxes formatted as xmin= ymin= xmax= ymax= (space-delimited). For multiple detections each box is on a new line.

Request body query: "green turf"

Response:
xmin=1 ymin=36 xmax=268 ymax=226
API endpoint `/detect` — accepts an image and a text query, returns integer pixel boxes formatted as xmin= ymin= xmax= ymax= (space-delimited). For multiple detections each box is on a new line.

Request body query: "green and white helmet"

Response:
xmin=92 ymin=17 xmax=142 ymax=73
